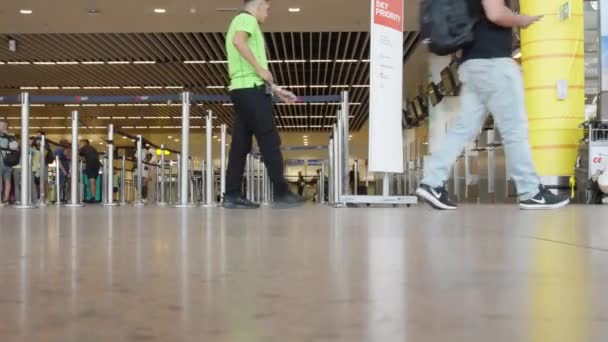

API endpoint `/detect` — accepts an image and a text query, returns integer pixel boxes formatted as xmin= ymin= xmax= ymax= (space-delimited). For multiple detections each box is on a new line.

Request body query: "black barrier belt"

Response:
xmin=0 ymin=94 xmax=343 ymax=104
xmin=123 ymin=156 xmax=161 ymax=167
xmin=114 ymin=130 xmax=180 ymax=155
xmin=29 ymin=95 xmax=181 ymax=104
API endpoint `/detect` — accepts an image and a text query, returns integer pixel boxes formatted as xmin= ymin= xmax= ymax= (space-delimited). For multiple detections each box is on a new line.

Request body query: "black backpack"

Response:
xmin=420 ymin=0 xmax=478 ymax=56
xmin=2 ymin=148 xmax=20 ymax=167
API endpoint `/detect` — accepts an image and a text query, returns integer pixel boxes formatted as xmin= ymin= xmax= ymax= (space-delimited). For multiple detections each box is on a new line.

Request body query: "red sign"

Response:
xmin=594 ymin=157 xmax=604 ymax=164
xmin=373 ymin=0 xmax=403 ymax=31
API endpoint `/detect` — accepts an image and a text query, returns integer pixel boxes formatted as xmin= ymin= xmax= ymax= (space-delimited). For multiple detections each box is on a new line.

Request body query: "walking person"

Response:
xmin=54 ymin=139 xmax=70 ymax=202
xmin=416 ymin=0 xmax=570 ymax=210
xmin=0 ymin=121 xmax=17 ymax=205
xmin=79 ymin=139 xmax=101 ymax=203
xmin=222 ymin=0 xmax=304 ymax=209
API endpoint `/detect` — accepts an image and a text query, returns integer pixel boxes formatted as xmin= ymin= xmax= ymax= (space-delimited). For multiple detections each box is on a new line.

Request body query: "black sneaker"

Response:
xmin=415 ymin=184 xmax=457 ymax=210
xmin=272 ymin=191 xmax=305 ymax=209
xmin=520 ymin=185 xmax=570 ymax=210
xmin=222 ymin=194 xmax=260 ymax=209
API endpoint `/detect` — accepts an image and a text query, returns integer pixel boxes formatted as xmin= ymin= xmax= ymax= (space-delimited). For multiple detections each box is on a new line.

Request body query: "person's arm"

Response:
xmin=482 ymin=0 xmax=542 ymax=28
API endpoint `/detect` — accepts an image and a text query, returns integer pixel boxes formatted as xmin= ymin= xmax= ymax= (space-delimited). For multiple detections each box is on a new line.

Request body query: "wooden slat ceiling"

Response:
xmin=0 ymin=32 xmax=421 ymax=134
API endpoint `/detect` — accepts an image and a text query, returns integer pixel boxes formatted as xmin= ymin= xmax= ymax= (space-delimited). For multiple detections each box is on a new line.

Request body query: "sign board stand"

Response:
xmin=328 ymin=0 xmax=416 ymax=206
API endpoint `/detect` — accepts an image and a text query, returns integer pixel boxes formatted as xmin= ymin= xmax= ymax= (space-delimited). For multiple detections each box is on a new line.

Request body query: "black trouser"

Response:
xmin=225 ymin=87 xmax=288 ymax=197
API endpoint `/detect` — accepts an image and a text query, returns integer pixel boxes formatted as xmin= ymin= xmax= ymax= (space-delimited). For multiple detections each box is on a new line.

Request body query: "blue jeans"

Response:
xmin=422 ymin=58 xmax=540 ymax=201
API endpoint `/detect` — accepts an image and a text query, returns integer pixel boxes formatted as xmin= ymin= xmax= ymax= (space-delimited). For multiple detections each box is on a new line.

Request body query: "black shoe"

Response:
xmin=272 ymin=191 xmax=305 ymax=209
xmin=222 ymin=195 xmax=260 ymax=209
xmin=416 ymin=184 xmax=457 ymax=210
xmin=520 ymin=185 xmax=570 ymax=210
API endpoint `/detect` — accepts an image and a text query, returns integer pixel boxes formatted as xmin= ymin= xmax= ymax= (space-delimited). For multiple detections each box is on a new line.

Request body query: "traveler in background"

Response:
xmin=416 ymin=0 xmax=569 ymax=210
xmin=79 ymin=139 xmax=101 ymax=203
xmin=222 ymin=0 xmax=304 ymax=209
xmin=146 ymin=145 xmax=157 ymax=203
xmin=297 ymin=171 xmax=305 ymax=196
xmin=54 ymin=139 xmax=70 ymax=202
xmin=31 ymin=138 xmax=41 ymax=199
xmin=0 ymin=121 xmax=17 ymax=205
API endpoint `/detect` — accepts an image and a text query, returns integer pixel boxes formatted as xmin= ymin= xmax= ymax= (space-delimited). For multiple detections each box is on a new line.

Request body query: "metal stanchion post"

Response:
xmin=247 ymin=154 xmax=253 ymax=202
xmin=120 ymin=156 xmax=126 ymax=205
xmin=104 ymin=124 xmax=117 ymax=206
xmin=256 ymin=157 xmax=261 ymax=203
xmin=176 ymin=155 xmax=181 ymax=204
xmin=220 ymin=124 xmax=227 ymax=202
xmin=341 ymin=91 xmax=350 ymax=196
xmin=158 ymin=145 xmax=167 ymax=206
xmin=328 ymin=139 xmax=334 ymax=203
xmin=65 ymin=110 xmax=83 ymax=207
xmin=320 ymin=162 xmax=326 ymax=204
xmin=176 ymin=92 xmax=194 ymax=207
xmin=101 ymin=157 xmax=108 ymax=206
xmin=16 ymin=92 xmax=35 ymax=209
xmin=38 ymin=134 xmax=47 ymax=207
xmin=204 ymin=111 xmax=214 ymax=207
xmin=333 ymin=124 xmax=340 ymax=204
xmin=133 ymin=135 xmax=144 ymax=207
xmin=353 ymin=160 xmax=358 ymax=196
xmin=189 ymin=157 xmax=195 ymax=205
xmin=169 ymin=160 xmax=174 ymax=204
xmin=55 ymin=156 xmax=61 ymax=205
xmin=79 ymin=161 xmax=84 ymax=205
xmin=262 ymin=163 xmax=268 ymax=205
xmin=201 ymin=160 xmax=206 ymax=204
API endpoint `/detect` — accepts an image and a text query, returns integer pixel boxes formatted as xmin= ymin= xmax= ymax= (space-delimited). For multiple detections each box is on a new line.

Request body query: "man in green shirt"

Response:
xmin=223 ymin=0 xmax=304 ymax=209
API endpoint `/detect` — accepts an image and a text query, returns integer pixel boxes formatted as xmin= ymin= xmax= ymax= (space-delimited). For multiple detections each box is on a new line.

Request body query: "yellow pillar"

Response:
xmin=520 ymin=0 xmax=585 ymax=179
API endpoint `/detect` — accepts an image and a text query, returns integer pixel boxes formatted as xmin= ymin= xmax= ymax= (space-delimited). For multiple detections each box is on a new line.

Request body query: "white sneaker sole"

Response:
xmin=415 ymin=188 xmax=457 ymax=210
xmin=519 ymin=198 xmax=570 ymax=210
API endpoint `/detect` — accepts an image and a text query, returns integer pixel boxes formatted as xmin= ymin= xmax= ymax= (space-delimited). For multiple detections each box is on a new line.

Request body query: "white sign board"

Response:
xmin=368 ymin=0 xmax=405 ymax=173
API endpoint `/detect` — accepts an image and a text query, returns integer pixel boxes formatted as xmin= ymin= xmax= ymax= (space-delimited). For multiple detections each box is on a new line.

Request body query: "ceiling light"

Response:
xmin=20 ymin=9 xmax=33 ymax=14
xmin=310 ymin=85 xmax=329 ymax=88
xmin=20 ymin=86 xmax=39 ymax=90
xmin=165 ymin=86 xmax=184 ymax=89
xmin=56 ymin=61 xmax=79 ymax=65
xmin=123 ymin=136 xmax=128 ymax=139
xmin=209 ymin=60 xmax=228 ymax=64
xmin=285 ymin=60 xmax=306 ymax=63
xmin=82 ymin=61 xmax=105 ymax=65
xmin=288 ymin=8 xmax=301 ymax=13
xmin=268 ymin=60 xmax=284 ymax=63
xmin=154 ymin=8 xmax=166 ymax=14
xmin=102 ymin=86 xmax=120 ymax=89
xmin=108 ymin=61 xmax=131 ymax=65
xmin=335 ymin=59 xmax=358 ymax=63
xmin=168 ymin=136 xmax=173 ymax=139
xmin=310 ymin=59 xmax=332 ymax=63
xmin=41 ymin=86 xmax=60 ymax=90
xmin=34 ymin=61 xmax=56 ymax=65
xmin=62 ymin=86 xmax=81 ymax=89
xmin=175 ymin=139 xmax=179 ymax=142
xmin=303 ymin=135 xmax=308 ymax=138
xmin=144 ymin=86 xmax=163 ymax=89
xmin=122 ymin=86 xmax=141 ymax=89
xmin=134 ymin=61 xmax=156 ymax=64
xmin=184 ymin=60 xmax=206 ymax=64
xmin=207 ymin=86 xmax=226 ymax=89
xmin=8 ymin=61 xmax=31 ymax=65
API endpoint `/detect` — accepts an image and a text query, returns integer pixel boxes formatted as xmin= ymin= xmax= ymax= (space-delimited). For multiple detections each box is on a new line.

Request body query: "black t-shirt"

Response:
xmin=79 ymin=145 xmax=100 ymax=170
xmin=461 ymin=0 xmax=513 ymax=62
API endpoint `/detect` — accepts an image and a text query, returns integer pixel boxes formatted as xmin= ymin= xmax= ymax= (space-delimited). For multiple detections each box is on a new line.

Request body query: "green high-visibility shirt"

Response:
xmin=226 ymin=12 xmax=268 ymax=90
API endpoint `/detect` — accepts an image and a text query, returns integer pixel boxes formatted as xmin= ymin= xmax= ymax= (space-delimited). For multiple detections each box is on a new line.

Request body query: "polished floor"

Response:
xmin=0 ymin=204 xmax=607 ymax=341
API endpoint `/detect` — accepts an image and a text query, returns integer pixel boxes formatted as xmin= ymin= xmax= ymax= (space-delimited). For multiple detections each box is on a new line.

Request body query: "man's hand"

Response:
xmin=272 ymin=86 xmax=298 ymax=104
xmin=256 ymin=67 xmax=274 ymax=84
xmin=517 ymin=14 xmax=543 ymax=28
